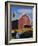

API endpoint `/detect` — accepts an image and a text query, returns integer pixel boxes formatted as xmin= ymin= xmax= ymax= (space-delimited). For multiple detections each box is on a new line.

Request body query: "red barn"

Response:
xmin=18 ymin=14 xmax=31 ymax=32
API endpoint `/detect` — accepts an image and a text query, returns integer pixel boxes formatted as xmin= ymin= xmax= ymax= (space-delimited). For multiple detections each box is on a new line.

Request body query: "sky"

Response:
xmin=10 ymin=5 xmax=33 ymax=21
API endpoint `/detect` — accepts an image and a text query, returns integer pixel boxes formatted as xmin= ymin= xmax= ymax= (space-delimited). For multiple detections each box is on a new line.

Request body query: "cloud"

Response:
xmin=17 ymin=9 xmax=32 ymax=14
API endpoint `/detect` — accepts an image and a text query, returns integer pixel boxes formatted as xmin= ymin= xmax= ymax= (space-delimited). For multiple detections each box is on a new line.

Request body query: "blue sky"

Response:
xmin=10 ymin=5 xmax=33 ymax=21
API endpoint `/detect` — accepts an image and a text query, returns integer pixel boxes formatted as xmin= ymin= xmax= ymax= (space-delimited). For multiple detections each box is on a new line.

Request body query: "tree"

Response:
xmin=13 ymin=12 xmax=15 ymax=17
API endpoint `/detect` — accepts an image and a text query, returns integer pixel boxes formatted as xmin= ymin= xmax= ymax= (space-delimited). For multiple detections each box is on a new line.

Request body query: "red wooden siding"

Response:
xmin=18 ymin=14 xmax=31 ymax=32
